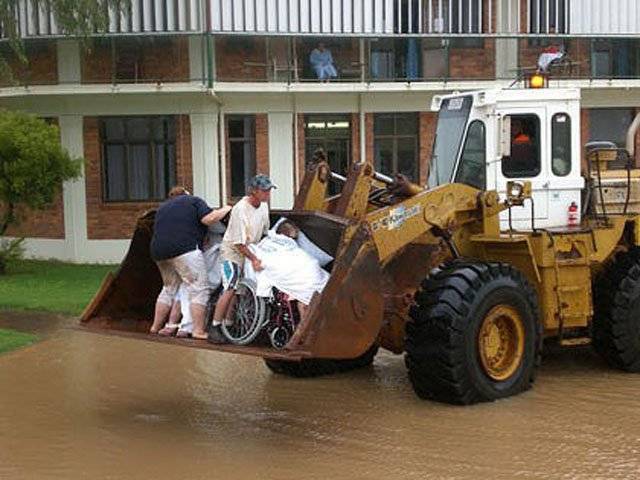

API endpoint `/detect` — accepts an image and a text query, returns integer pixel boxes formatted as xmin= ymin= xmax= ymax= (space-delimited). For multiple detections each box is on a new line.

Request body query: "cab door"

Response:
xmin=495 ymin=108 xmax=549 ymax=228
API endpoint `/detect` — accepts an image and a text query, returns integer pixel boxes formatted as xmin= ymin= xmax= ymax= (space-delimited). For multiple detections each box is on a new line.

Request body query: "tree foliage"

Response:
xmin=0 ymin=0 xmax=127 ymax=82
xmin=0 ymin=109 xmax=82 ymax=236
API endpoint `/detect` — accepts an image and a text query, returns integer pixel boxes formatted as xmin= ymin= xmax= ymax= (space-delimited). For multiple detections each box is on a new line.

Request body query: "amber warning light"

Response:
xmin=527 ymin=73 xmax=548 ymax=89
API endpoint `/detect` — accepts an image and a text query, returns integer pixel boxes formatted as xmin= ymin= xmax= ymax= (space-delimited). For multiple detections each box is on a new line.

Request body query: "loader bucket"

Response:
xmin=81 ymin=209 xmax=385 ymax=361
xmin=81 ymin=210 xmax=161 ymax=332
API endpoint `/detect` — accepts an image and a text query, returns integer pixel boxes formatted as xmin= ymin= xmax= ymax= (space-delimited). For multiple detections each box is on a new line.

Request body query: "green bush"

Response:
xmin=0 ymin=238 xmax=25 ymax=275
xmin=0 ymin=110 xmax=82 ymax=273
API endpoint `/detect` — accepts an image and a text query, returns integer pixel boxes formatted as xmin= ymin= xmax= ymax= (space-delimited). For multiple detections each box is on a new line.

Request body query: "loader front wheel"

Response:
xmin=593 ymin=248 xmax=640 ymax=372
xmin=405 ymin=261 xmax=541 ymax=405
xmin=264 ymin=344 xmax=378 ymax=378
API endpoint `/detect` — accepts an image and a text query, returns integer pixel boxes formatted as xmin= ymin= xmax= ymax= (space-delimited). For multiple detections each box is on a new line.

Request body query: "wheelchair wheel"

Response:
xmin=221 ymin=278 xmax=267 ymax=345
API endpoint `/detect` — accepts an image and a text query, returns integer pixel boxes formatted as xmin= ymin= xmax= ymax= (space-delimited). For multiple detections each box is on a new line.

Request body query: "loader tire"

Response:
xmin=264 ymin=344 xmax=378 ymax=378
xmin=593 ymin=247 xmax=640 ymax=372
xmin=406 ymin=261 xmax=542 ymax=405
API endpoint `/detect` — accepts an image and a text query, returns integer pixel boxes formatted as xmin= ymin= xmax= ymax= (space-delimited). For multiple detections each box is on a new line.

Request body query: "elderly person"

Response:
xmin=309 ymin=42 xmax=338 ymax=81
xmin=208 ymin=174 xmax=276 ymax=344
xmin=149 ymin=187 xmax=231 ymax=340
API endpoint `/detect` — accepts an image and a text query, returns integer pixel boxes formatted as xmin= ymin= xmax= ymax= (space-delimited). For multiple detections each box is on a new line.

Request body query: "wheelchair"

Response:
xmin=218 ymin=278 xmax=301 ymax=349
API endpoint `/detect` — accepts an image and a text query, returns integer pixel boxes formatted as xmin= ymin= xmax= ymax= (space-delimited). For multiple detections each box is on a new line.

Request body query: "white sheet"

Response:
xmin=271 ymin=217 xmax=333 ymax=267
xmin=248 ymin=231 xmax=330 ymax=305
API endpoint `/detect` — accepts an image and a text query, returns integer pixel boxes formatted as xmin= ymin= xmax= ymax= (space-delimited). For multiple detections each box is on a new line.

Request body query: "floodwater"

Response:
xmin=2 ymin=312 xmax=640 ymax=480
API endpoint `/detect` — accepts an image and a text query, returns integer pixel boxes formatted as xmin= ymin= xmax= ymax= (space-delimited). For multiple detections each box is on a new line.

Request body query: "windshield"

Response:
xmin=428 ymin=96 xmax=473 ymax=188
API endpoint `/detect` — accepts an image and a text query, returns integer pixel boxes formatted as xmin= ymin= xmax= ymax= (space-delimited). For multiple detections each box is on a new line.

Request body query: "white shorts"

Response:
xmin=155 ymin=249 xmax=210 ymax=307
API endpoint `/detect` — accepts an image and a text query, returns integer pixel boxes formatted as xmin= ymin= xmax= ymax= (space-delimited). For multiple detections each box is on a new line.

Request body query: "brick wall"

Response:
xmin=82 ymin=37 xmax=189 ymax=84
xmin=2 ymin=192 xmax=65 ymax=239
xmin=580 ymin=109 xmax=590 ymax=172
xmin=256 ymin=114 xmax=270 ymax=174
xmin=449 ymin=39 xmax=496 ymax=79
xmin=0 ymin=41 xmax=57 ymax=87
xmin=215 ymin=37 xmax=268 ymax=81
xmin=84 ymin=115 xmax=193 ymax=240
xmin=365 ymin=113 xmax=374 ymax=166
xmin=419 ymin=112 xmax=437 ymax=185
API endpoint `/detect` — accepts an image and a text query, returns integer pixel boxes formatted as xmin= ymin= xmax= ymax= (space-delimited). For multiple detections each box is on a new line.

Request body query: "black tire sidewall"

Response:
xmin=463 ymin=278 xmax=538 ymax=399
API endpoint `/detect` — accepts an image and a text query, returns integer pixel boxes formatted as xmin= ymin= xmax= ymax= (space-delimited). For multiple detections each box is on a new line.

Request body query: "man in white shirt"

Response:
xmin=208 ymin=174 xmax=276 ymax=344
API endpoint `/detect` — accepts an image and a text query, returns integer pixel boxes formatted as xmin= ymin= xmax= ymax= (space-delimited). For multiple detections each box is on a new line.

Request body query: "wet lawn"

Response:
xmin=0 ymin=328 xmax=37 ymax=354
xmin=0 ymin=260 xmax=116 ymax=315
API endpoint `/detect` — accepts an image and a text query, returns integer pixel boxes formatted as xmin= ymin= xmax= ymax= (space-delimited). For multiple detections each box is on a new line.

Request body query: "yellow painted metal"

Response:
xmin=478 ymin=305 xmax=526 ymax=381
xmin=334 ymin=162 xmax=375 ymax=220
xmin=367 ymin=183 xmax=505 ymax=264
xmin=293 ymin=161 xmax=330 ymax=212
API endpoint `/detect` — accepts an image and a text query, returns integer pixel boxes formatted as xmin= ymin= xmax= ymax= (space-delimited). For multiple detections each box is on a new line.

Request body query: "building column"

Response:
xmin=59 ymin=115 xmax=87 ymax=262
xmin=268 ymin=112 xmax=294 ymax=209
xmin=190 ymin=112 xmax=222 ymax=206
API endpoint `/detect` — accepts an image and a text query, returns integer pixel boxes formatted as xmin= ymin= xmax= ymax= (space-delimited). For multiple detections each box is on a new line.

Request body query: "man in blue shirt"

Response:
xmin=149 ymin=187 xmax=231 ymax=340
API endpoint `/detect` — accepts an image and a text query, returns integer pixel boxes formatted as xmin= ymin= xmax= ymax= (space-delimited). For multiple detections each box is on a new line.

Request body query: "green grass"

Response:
xmin=0 ymin=328 xmax=38 ymax=354
xmin=0 ymin=260 xmax=117 ymax=315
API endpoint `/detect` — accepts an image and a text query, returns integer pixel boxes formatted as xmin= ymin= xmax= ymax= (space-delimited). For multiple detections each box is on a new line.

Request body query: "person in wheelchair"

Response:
xmin=253 ymin=220 xmax=330 ymax=321
xmin=208 ymin=174 xmax=276 ymax=344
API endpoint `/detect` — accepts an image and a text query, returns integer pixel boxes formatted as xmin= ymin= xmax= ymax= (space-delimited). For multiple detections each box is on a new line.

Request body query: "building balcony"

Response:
xmin=1 ymin=0 xmax=640 ymax=39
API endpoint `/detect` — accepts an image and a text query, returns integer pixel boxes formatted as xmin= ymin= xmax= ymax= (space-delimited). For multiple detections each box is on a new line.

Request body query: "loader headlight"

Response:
xmin=509 ymin=182 xmax=523 ymax=198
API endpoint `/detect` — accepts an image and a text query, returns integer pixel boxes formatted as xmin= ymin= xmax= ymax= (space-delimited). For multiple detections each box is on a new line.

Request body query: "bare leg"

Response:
xmin=297 ymin=302 xmax=308 ymax=321
xmin=149 ymin=301 xmax=172 ymax=333
xmin=224 ymin=294 xmax=238 ymax=326
xmin=168 ymin=300 xmax=182 ymax=325
xmin=213 ymin=289 xmax=235 ymax=325
xmin=191 ymin=303 xmax=208 ymax=338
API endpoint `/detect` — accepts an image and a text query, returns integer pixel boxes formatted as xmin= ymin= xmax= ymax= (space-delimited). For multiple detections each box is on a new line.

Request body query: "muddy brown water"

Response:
xmin=2 ymin=312 xmax=640 ymax=480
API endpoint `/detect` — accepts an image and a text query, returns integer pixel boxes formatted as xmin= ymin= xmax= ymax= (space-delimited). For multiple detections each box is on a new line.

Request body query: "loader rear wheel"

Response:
xmin=593 ymin=248 xmax=640 ymax=372
xmin=264 ymin=344 xmax=378 ymax=378
xmin=405 ymin=261 xmax=541 ymax=405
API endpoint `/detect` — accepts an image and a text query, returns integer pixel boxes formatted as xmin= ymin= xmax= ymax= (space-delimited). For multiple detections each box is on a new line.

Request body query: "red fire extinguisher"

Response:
xmin=568 ymin=201 xmax=579 ymax=227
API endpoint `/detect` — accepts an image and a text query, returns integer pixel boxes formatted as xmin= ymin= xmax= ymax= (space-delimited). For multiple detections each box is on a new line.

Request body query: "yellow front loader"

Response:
xmin=82 ymin=87 xmax=640 ymax=405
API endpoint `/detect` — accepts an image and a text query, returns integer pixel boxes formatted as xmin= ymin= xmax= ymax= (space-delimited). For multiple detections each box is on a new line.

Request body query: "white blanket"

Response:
xmin=177 ymin=224 xmax=225 ymax=333
xmin=248 ymin=232 xmax=330 ymax=305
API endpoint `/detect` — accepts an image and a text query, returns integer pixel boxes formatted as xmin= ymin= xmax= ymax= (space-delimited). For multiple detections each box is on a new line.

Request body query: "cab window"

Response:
xmin=502 ymin=114 xmax=541 ymax=178
xmin=455 ymin=121 xmax=486 ymax=190
xmin=551 ymin=113 xmax=571 ymax=176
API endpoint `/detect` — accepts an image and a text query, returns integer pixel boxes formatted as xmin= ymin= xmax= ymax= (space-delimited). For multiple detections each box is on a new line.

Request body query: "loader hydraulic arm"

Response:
xmin=365 ymin=183 xmax=504 ymax=263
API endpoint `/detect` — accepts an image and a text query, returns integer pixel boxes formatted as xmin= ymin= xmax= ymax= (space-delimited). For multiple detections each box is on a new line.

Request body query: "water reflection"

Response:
xmin=1 ymin=318 xmax=640 ymax=479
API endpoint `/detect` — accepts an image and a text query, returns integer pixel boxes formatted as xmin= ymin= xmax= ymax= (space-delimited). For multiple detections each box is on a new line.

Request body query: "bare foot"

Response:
xmin=192 ymin=330 xmax=208 ymax=340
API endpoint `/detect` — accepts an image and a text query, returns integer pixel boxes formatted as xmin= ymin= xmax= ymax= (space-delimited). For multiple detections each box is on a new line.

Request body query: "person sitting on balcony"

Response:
xmin=537 ymin=44 xmax=565 ymax=73
xmin=310 ymin=42 xmax=338 ymax=81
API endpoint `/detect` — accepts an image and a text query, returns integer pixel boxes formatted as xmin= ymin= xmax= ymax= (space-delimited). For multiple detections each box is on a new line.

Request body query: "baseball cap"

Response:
xmin=248 ymin=174 xmax=278 ymax=191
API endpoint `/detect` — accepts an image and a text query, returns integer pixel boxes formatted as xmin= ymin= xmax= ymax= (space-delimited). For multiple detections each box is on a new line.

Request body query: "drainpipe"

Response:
xmin=359 ymin=93 xmax=366 ymax=164
xmin=205 ymin=0 xmax=214 ymax=89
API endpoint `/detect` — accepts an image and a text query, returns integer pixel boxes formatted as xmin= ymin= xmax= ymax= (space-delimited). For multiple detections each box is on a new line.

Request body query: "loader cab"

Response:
xmin=429 ymin=88 xmax=584 ymax=230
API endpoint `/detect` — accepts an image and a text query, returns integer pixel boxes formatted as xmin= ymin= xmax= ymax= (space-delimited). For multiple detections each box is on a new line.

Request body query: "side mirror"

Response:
xmin=500 ymin=115 xmax=512 ymax=159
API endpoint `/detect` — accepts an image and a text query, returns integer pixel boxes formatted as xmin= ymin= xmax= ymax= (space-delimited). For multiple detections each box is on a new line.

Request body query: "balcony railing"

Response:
xmin=1 ymin=0 xmax=639 ymax=40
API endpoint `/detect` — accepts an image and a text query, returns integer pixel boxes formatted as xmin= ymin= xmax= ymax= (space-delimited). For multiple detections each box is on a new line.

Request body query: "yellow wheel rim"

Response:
xmin=478 ymin=305 xmax=525 ymax=381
